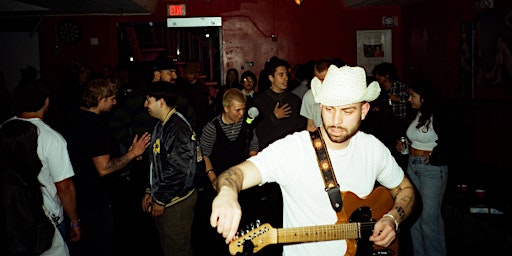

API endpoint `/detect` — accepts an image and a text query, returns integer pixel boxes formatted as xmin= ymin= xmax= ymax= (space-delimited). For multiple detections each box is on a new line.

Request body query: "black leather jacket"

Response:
xmin=148 ymin=111 xmax=200 ymax=207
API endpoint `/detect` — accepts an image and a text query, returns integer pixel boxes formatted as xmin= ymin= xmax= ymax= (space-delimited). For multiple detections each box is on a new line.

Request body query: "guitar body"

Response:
xmin=229 ymin=186 xmax=398 ymax=256
xmin=341 ymin=186 xmax=398 ymax=256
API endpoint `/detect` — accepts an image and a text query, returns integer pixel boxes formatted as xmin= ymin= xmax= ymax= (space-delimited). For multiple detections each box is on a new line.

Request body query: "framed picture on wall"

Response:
xmin=356 ymin=29 xmax=392 ymax=75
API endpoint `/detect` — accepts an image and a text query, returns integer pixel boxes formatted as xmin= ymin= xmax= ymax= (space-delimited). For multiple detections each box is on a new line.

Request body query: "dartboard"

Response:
xmin=57 ymin=21 xmax=82 ymax=44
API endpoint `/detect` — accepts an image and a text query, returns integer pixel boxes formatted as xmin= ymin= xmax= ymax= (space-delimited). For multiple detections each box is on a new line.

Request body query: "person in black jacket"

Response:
xmin=0 ymin=119 xmax=55 ymax=255
xmin=142 ymin=82 xmax=201 ymax=256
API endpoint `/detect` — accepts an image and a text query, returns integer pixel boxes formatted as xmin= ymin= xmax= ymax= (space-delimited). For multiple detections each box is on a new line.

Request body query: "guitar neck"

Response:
xmin=276 ymin=222 xmax=366 ymax=244
xmin=229 ymin=187 xmax=396 ymax=256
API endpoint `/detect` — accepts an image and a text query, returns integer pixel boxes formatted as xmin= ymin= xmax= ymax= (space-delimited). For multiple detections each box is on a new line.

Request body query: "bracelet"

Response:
xmin=71 ymin=220 xmax=80 ymax=228
xmin=382 ymin=214 xmax=399 ymax=232
xmin=206 ymin=169 xmax=214 ymax=175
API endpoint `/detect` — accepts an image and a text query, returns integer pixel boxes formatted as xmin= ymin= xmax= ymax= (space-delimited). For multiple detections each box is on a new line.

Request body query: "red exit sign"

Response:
xmin=168 ymin=4 xmax=186 ymax=16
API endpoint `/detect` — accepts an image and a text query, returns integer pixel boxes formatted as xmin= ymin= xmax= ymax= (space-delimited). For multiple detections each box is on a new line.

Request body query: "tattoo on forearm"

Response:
xmin=216 ymin=167 xmax=243 ymax=193
xmin=219 ymin=177 xmax=236 ymax=190
xmin=392 ymin=185 xmax=413 ymax=199
xmin=400 ymin=195 xmax=414 ymax=209
xmin=392 ymin=189 xmax=398 ymax=200
xmin=392 ymin=185 xmax=415 ymax=221
xmin=394 ymin=206 xmax=407 ymax=221
xmin=395 ymin=186 xmax=402 ymax=197
xmin=105 ymin=154 xmax=131 ymax=172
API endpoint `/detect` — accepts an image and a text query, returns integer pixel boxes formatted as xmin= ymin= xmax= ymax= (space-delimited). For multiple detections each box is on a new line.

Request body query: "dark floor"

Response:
xmin=443 ymin=185 xmax=512 ymax=256
xmin=391 ymin=183 xmax=512 ymax=256
xmin=102 ymin=176 xmax=512 ymax=256
xmin=189 ymin=182 xmax=512 ymax=256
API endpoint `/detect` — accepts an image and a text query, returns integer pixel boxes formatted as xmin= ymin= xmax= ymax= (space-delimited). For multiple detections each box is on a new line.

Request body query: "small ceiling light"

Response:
xmin=295 ymin=0 xmax=303 ymax=5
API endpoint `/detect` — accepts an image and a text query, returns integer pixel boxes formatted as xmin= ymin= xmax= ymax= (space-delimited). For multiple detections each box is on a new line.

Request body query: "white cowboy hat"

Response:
xmin=311 ymin=65 xmax=380 ymax=106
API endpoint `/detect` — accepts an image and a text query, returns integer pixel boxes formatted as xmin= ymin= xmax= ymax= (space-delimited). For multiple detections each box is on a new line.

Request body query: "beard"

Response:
xmin=323 ymin=119 xmax=360 ymax=144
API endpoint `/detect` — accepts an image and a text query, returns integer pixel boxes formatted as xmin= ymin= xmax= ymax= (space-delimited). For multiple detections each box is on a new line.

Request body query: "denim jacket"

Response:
xmin=148 ymin=110 xmax=200 ymax=207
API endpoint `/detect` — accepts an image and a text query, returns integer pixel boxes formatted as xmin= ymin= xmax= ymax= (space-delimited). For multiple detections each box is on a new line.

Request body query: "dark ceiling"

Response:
xmin=0 ymin=0 xmax=156 ymax=16
xmin=0 ymin=0 xmax=420 ymax=17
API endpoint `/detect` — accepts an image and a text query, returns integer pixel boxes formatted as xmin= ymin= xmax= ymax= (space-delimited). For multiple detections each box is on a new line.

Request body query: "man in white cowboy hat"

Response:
xmin=209 ymin=65 xmax=415 ymax=256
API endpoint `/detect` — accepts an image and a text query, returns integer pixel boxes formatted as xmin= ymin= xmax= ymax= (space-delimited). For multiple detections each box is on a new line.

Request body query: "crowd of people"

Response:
xmin=0 ymin=56 xmax=451 ymax=256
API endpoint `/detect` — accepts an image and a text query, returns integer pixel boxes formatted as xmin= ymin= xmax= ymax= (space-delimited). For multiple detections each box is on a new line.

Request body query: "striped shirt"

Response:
xmin=200 ymin=115 xmax=259 ymax=156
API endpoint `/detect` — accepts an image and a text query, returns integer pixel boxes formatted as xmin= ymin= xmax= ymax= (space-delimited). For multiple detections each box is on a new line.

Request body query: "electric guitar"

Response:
xmin=229 ymin=186 xmax=398 ymax=256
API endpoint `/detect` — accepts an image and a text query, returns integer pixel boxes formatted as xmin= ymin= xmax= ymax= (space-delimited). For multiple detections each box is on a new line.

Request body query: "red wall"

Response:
xmin=21 ymin=0 xmax=512 ymax=173
xmin=39 ymin=15 xmax=152 ymax=91
xmin=38 ymin=1 xmax=403 ymax=92
xmin=37 ymin=0 xmax=511 ymax=100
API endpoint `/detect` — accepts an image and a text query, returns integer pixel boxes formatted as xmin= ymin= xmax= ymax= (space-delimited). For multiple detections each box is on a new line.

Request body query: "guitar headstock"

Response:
xmin=229 ymin=223 xmax=276 ymax=255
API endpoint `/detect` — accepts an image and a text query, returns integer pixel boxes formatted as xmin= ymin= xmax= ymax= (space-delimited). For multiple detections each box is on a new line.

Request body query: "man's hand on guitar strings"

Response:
xmin=210 ymin=187 xmax=243 ymax=243
xmin=369 ymin=217 xmax=397 ymax=248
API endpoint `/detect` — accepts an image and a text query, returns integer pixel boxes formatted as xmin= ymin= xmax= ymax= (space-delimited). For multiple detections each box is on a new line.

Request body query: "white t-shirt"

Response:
xmin=250 ymin=130 xmax=404 ymax=256
xmin=13 ymin=117 xmax=75 ymax=224
xmin=300 ymin=90 xmax=322 ymax=127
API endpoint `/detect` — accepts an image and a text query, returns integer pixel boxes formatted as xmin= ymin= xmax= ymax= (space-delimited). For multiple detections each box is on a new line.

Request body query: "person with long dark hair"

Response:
xmin=397 ymin=80 xmax=450 ymax=256
xmin=0 ymin=120 xmax=57 ymax=255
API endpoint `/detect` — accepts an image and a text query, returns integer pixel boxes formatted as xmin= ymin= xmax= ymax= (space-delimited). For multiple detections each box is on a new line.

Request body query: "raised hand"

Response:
xmin=128 ymin=132 xmax=151 ymax=158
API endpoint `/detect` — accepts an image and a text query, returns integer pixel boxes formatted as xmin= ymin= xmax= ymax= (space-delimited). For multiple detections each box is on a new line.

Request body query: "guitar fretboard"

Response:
xmin=275 ymin=222 xmax=372 ymax=243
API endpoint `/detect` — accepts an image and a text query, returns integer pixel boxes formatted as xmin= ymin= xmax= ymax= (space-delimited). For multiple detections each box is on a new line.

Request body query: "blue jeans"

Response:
xmin=56 ymin=220 xmax=67 ymax=240
xmin=407 ymin=155 xmax=448 ymax=256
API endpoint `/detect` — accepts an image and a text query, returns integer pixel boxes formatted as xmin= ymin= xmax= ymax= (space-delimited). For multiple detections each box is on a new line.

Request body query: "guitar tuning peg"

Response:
xmin=250 ymin=222 xmax=255 ymax=229
xmin=255 ymin=219 xmax=261 ymax=227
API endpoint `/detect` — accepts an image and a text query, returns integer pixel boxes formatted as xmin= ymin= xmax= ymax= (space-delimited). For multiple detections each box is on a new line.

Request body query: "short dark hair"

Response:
xmin=266 ymin=57 xmax=289 ymax=78
xmin=152 ymin=58 xmax=176 ymax=71
xmin=146 ymin=81 xmax=178 ymax=108
xmin=372 ymin=62 xmax=399 ymax=82
xmin=13 ymin=80 xmax=50 ymax=115
xmin=240 ymin=71 xmax=257 ymax=85
xmin=314 ymin=59 xmax=333 ymax=73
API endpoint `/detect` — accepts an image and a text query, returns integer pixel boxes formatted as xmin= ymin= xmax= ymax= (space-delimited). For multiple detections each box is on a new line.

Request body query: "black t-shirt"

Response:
xmin=64 ymin=109 xmax=119 ymax=211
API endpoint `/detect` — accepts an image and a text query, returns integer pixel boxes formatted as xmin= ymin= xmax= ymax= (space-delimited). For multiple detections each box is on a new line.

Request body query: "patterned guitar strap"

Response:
xmin=309 ymin=129 xmax=343 ymax=212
